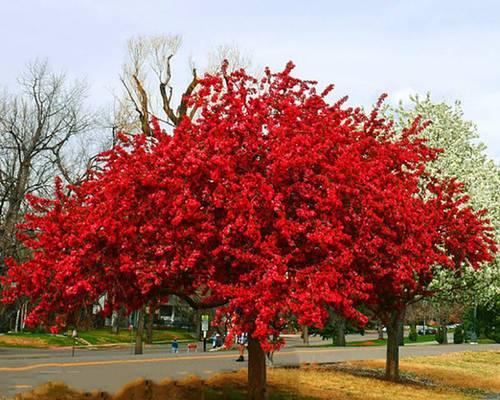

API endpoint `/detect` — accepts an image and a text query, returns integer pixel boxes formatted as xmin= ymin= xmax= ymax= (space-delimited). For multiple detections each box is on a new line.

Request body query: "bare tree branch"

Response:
xmin=0 ymin=60 xmax=96 ymax=265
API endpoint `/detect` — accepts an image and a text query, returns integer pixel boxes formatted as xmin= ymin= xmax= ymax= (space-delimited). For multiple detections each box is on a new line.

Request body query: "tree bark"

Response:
xmin=386 ymin=311 xmax=402 ymax=381
xmin=440 ymin=318 xmax=448 ymax=344
xmin=335 ymin=317 xmax=346 ymax=346
xmin=194 ymin=309 xmax=201 ymax=340
xmin=397 ymin=315 xmax=405 ymax=346
xmin=302 ymin=325 xmax=309 ymax=345
xmin=247 ymin=336 xmax=267 ymax=400
xmin=409 ymin=320 xmax=417 ymax=341
xmin=14 ymin=307 xmax=20 ymax=333
xmin=442 ymin=324 xmax=448 ymax=344
xmin=111 ymin=310 xmax=120 ymax=334
xmin=134 ymin=308 xmax=145 ymax=355
xmin=146 ymin=306 xmax=154 ymax=344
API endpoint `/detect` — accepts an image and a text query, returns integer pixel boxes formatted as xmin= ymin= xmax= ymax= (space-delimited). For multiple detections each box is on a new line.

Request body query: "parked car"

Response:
xmin=418 ymin=327 xmax=437 ymax=335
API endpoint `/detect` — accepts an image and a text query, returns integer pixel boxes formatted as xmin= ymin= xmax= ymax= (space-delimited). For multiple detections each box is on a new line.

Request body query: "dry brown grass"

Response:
xmin=350 ymin=350 xmax=500 ymax=393
xmin=10 ymin=351 xmax=499 ymax=400
xmin=12 ymin=369 xmax=479 ymax=400
xmin=269 ymin=367 xmax=477 ymax=400
xmin=11 ymin=371 xmax=476 ymax=400
xmin=11 ymin=378 xmax=220 ymax=400
xmin=0 ymin=336 xmax=46 ymax=347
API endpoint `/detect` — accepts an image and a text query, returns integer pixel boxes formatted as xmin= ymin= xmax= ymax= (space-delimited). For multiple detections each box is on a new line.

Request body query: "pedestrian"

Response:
xmin=266 ymin=334 xmax=278 ymax=367
xmin=171 ymin=337 xmax=179 ymax=353
xmin=216 ymin=333 xmax=223 ymax=348
xmin=210 ymin=332 xmax=218 ymax=349
xmin=235 ymin=332 xmax=248 ymax=362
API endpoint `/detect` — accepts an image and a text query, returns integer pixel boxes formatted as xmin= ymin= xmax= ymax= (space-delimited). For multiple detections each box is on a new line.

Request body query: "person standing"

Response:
xmin=235 ymin=332 xmax=248 ymax=362
xmin=171 ymin=337 xmax=179 ymax=353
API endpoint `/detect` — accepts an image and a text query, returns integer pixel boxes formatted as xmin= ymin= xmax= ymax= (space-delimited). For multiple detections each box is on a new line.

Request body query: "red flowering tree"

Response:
xmin=2 ymin=62 xmax=496 ymax=398
xmin=190 ymin=66 xmax=495 ymax=384
xmin=338 ymin=139 xmax=497 ymax=380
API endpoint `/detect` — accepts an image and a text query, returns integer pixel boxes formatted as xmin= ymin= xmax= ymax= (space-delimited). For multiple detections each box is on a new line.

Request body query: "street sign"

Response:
xmin=201 ymin=314 xmax=209 ymax=332
xmin=201 ymin=315 xmax=209 ymax=352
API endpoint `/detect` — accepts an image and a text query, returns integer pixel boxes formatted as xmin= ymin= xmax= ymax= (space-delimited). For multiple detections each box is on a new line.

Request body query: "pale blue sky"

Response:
xmin=1 ymin=0 xmax=499 ymax=160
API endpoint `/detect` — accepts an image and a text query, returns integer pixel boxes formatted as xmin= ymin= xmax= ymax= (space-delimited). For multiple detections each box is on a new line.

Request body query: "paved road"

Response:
xmin=0 ymin=341 xmax=497 ymax=398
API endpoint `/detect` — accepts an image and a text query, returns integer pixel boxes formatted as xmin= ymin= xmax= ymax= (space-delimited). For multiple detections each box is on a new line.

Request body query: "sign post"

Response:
xmin=201 ymin=315 xmax=209 ymax=352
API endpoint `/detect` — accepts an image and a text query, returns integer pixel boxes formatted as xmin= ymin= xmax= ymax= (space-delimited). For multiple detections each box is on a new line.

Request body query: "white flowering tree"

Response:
xmin=385 ymin=95 xmax=499 ymax=342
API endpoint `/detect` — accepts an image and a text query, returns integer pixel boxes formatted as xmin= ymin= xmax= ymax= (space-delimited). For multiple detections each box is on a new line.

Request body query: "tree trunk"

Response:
xmin=14 ymin=307 xmax=20 ymax=333
xmin=146 ymin=306 xmax=154 ymax=344
xmin=409 ymin=320 xmax=416 ymax=341
xmin=335 ymin=317 xmax=346 ymax=346
xmin=111 ymin=310 xmax=120 ymax=334
xmin=134 ymin=308 xmax=145 ymax=355
xmin=20 ymin=302 xmax=28 ymax=331
xmin=440 ymin=318 xmax=448 ymax=344
xmin=386 ymin=311 xmax=402 ymax=381
xmin=442 ymin=324 xmax=448 ymax=344
xmin=247 ymin=336 xmax=267 ymax=400
xmin=194 ymin=309 xmax=201 ymax=340
xmin=302 ymin=325 xmax=309 ymax=345
xmin=378 ymin=323 xmax=384 ymax=340
xmin=397 ymin=315 xmax=405 ymax=346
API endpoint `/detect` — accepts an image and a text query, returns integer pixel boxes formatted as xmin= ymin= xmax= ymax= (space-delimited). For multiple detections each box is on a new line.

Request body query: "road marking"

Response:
xmin=0 ymin=353 xmax=239 ymax=372
xmin=0 ymin=347 xmax=381 ymax=373
xmin=12 ymin=385 xmax=32 ymax=389
xmin=0 ymin=353 xmax=58 ymax=359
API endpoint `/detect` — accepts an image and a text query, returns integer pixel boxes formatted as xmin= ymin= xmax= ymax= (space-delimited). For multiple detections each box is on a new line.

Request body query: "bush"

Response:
xmin=408 ymin=326 xmax=418 ymax=342
xmin=485 ymin=328 xmax=500 ymax=343
xmin=435 ymin=327 xmax=446 ymax=344
xmin=483 ymin=302 xmax=500 ymax=343
xmin=454 ymin=325 xmax=464 ymax=344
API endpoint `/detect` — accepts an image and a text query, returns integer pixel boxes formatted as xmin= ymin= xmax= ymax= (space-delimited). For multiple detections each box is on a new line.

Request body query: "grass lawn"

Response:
xmin=0 ymin=327 xmax=195 ymax=348
xmin=478 ymin=337 xmax=496 ymax=344
xmin=350 ymin=350 xmax=500 ymax=394
xmin=308 ymin=333 xmax=438 ymax=347
xmin=0 ymin=332 xmax=75 ymax=348
xmin=12 ymin=350 xmax=499 ymax=399
xmin=78 ymin=327 xmax=195 ymax=345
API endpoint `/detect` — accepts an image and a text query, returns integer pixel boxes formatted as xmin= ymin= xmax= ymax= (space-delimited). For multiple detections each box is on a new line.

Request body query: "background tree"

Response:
xmin=405 ymin=300 xmax=435 ymax=333
xmin=0 ymin=60 xmax=96 ymax=330
xmin=116 ymin=35 xmax=251 ymax=135
xmin=309 ymin=309 xmax=363 ymax=346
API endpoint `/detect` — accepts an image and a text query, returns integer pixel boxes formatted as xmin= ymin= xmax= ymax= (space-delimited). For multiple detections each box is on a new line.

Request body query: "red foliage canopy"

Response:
xmin=2 ymin=62 xmax=495 ymax=347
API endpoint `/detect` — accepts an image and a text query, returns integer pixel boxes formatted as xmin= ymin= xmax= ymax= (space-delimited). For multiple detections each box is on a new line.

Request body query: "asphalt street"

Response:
xmin=0 ymin=338 xmax=497 ymax=398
